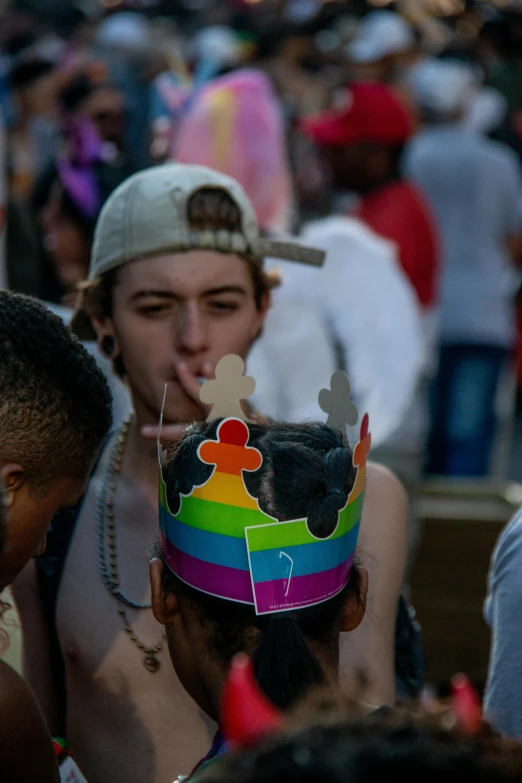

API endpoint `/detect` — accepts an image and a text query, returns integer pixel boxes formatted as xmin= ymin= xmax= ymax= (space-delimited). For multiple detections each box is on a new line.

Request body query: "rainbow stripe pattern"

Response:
xmin=159 ymin=415 xmax=370 ymax=614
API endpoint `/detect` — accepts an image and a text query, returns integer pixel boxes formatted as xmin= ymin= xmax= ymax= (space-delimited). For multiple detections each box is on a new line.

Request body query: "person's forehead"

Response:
xmin=115 ymin=251 xmax=254 ymax=294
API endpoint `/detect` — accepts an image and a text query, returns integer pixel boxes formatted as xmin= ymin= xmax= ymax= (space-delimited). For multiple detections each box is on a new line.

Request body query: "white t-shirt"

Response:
xmin=252 ymin=217 xmax=424 ymax=448
xmin=404 ymin=126 xmax=522 ymax=348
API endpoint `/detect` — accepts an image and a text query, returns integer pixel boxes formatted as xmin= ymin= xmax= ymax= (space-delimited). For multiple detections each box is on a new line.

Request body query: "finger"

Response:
xmin=176 ymin=361 xmax=211 ymax=411
xmin=249 ymin=410 xmax=270 ymax=425
xmin=141 ymin=424 xmax=188 ymax=442
xmin=202 ymin=360 xmax=214 ymax=379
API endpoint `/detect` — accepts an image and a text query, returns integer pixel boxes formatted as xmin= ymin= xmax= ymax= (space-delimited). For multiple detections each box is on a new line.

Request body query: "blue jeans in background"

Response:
xmin=426 ymin=343 xmax=509 ymax=477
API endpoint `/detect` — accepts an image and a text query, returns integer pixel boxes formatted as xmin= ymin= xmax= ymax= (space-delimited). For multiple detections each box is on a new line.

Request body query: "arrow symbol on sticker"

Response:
xmin=279 ymin=551 xmax=294 ymax=597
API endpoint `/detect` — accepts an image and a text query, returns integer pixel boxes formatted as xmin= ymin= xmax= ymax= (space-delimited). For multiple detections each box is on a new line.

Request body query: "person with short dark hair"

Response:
xmin=0 ymin=289 xmax=112 ymax=783
xmin=0 ymin=290 xmax=112 ymax=589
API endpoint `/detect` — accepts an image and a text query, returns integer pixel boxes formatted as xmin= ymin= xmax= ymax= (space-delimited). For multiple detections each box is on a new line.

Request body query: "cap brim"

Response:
xmin=70 ymin=307 xmax=97 ymax=341
xmin=257 ymin=238 xmax=325 ymax=267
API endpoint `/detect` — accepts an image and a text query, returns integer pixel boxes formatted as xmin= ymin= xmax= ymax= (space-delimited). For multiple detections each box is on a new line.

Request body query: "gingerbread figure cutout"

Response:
xmin=319 ymin=371 xmax=358 ymax=436
xmin=199 ymin=418 xmax=262 ymax=475
xmin=200 ymin=355 xmax=256 ymax=422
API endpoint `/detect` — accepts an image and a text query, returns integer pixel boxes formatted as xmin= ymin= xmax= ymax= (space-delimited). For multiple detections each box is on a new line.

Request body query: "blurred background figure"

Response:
xmin=32 ymin=71 xmax=134 ymax=304
xmin=478 ymin=10 xmax=522 ymax=153
xmin=8 ymin=57 xmax=59 ymax=200
xmin=302 ymin=81 xmax=437 ymax=555
xmin=6 ymin=56 xmax=60 ymax=296
xmin=406 ymin=57 xmax=522 ymax=478
xmin=0 ymin=113 xmax=6 ymax=290
xmin=346 ymin=10 xmax=419 ymax=87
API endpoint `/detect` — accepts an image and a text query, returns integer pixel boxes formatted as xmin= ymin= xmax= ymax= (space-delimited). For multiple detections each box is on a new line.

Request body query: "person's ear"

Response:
xmin=258 ymin=289 xmax=271 ymax=318
xmin=150 ymin=558 xmax=180 ymax=626
xmin=0 ymin=464 xmax=25 ymax=507
xmin=252 ymin=289 xmax=271 ymax=342
xmin=92 ymin=317 xmax=121 ymax=361
xmin=340 ymin=566 xmax=368 ymax=632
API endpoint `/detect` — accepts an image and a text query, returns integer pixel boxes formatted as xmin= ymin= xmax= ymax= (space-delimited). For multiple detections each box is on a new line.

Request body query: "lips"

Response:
xmin=168 ymin=370 xmax=208 ymax=385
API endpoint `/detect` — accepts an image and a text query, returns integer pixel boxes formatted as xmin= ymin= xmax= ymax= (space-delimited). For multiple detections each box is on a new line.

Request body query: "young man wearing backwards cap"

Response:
xmin=14 ymin=162 xmax=409 ymax=783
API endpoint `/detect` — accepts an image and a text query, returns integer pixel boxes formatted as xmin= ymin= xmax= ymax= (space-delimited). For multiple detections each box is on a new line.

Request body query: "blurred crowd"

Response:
xmin=3 ymin=0 xmax=522 ymax=484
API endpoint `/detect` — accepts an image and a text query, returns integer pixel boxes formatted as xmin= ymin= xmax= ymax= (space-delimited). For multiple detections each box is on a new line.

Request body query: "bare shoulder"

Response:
xmin=0 ymin=660 xmax=59 ymax=782
xmin=358 ymin=462 xmax=409 ymax=592
xmin=365 ymin=462 xmax=408 ymax=523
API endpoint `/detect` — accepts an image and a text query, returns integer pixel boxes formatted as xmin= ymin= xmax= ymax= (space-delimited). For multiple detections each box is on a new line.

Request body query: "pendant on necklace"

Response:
xmin=144 ymin=655 xmax=161 ymax=673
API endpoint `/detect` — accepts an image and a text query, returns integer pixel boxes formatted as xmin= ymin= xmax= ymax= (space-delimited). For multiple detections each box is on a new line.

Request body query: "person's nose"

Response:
xmin=175 ymin=302 xmax=209 ymax=357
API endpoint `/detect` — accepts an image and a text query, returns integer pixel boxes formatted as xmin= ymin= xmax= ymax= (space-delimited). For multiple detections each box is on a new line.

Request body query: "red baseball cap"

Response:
xmin=301 ymin=82 xmax=414 ymax=147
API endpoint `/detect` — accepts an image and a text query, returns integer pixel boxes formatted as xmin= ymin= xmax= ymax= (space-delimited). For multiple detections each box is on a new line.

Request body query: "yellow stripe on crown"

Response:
xmin=350 ymin=465 xmax=366 ymax=502
xmin=191 ymin=471 xmax=259 ymax=510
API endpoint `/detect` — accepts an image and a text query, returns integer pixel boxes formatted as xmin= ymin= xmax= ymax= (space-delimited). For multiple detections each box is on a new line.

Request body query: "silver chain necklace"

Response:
xmin=96 ymin=416 xmax=164 ymax=672
xmin=96 ymin=415 xmax=151 ymax=609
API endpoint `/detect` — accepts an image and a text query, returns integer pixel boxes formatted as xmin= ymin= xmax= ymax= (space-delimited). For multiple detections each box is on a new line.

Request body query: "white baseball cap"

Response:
xmin=347 ymin=11 xmax=415 ymax=64
xmin=191 ymin=26 xmax=242 ymax=69
xmin=409 ymin=58 xmax=477 ymax=117
xmin=72 ymin=163 xmax=324 ymax=338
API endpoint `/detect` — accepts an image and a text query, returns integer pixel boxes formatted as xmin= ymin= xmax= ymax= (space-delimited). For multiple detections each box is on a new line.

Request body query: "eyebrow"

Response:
xmin=129 ymin=286 xmax=248 ymax=303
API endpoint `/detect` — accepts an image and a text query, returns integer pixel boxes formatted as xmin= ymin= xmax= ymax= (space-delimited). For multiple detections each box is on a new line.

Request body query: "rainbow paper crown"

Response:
xmin=158 ymin=358 xmax=371 ymax=615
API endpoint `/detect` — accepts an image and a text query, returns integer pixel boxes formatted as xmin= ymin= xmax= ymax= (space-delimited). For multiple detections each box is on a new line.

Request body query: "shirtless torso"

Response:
xmin=29 ymin=435 xmax=213 ymax=783
xmin=15 ymin=439 xmax=406 ymax=783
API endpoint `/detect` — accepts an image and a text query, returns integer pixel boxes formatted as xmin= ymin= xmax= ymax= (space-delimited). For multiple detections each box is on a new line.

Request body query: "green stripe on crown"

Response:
xmin=160 ymin=478 xmax=364 ymax=544
xmin=177 ymin=494 xmax=273 ymax=538
xmin=246 ymin=493 xmax=363 ymax=551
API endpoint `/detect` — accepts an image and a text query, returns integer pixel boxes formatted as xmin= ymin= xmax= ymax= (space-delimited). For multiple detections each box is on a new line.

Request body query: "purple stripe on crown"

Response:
xmin=252 ymin=555 xmax=354 ymax=615
xmin=161 ymin=534 xmax=254 ymax=604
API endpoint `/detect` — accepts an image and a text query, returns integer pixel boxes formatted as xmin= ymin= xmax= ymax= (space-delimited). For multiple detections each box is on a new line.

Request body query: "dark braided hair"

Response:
xmin=0 ymin=291 xmax=112 ymax=494
xmin=160 ymin=420 xmax=361 ymax=710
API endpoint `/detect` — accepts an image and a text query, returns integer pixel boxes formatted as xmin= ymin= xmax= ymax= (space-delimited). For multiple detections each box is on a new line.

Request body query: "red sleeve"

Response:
xmin=357 ymin=184 xmax=438 ymax=308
